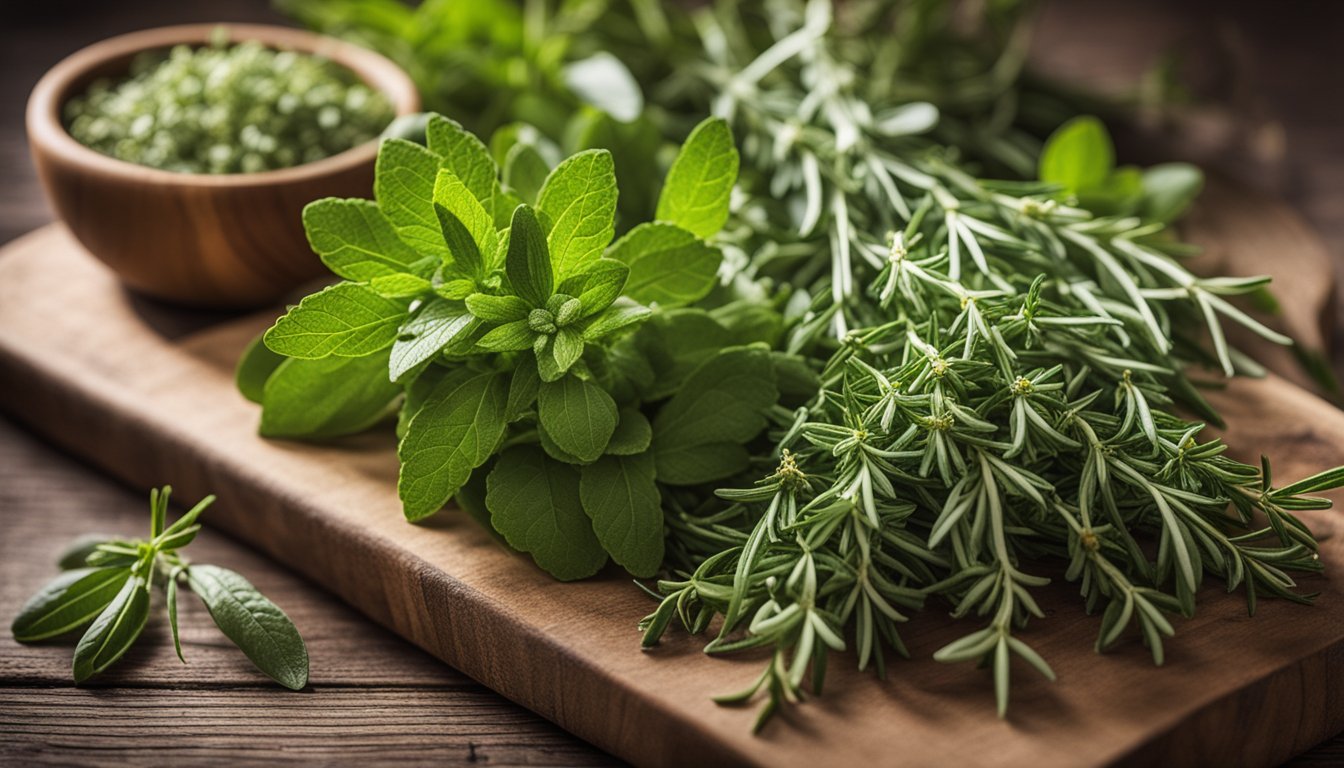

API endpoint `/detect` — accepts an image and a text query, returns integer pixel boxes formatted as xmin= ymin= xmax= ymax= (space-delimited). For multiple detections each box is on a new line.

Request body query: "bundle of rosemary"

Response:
xmin=265 ymin=0 xmax=1342 ymax=725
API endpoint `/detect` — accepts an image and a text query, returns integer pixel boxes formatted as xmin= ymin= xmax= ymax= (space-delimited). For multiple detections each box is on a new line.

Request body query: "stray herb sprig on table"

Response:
xmin=11 ymin=487 xmax=309 ymax=689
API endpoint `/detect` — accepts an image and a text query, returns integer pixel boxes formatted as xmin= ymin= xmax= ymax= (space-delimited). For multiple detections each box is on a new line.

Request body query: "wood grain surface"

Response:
xmin=1 ymin=223 xmax=1342 ymax=767
xmin=1 ymin=0 xmax=1342 ymax=765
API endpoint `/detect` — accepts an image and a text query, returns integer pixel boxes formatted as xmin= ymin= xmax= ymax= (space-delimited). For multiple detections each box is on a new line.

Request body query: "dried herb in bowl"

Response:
xmin=64 ymin=30 xmax=394 ymax=174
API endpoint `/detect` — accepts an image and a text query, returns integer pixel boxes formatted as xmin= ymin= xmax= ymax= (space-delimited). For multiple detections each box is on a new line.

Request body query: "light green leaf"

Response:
xmin=537 ymin=149 xmax=618 ymax=278
xmin=582 ymin=298 xmax=652 ymax=341
xmin=538 ymin=374 xmax=618 ymax=462
xmin=504 ymin=142 xmax=550 ymax=204
xmin=260 ymin=350 xmax=400 ymax=439
xmin=425 ymin=115 xmax=498 ymax=209
xmin=478 ymin=319 xmax=536 ymax=351
xmin=72 ymin=575 xmax=150 ymax=683
xmin=1039 ymin=116 xmax=1114 ymax=193
xmin=11 ymin=567 xmax=132 ymax=643
xmin=435 ymin=203 xmax=483 ymax=279
xmin=398 ymin=370 xmax=509 ymax=521
xmin=505 ymin=204 xmax=553 ymax=307
xmin=186 ymin=565 xmax=309 ymax=690
xmin=580 ymin=452 xmax=662 ymax=576
xmin=562 ymin=52 xmax=644 ymax=123
xmin=465 ymin=293 xmax=531 ymax=322
xmin=607 ymin=222 xmax=721 ymax=307
xmin=369 ymin=273 xmax=431 ymax=298
xmin=236 ymin=332 xmax=286 ymax=405
xmin=506 ymin=356 xmax=540 ymax=421
xmin=264 ymin=283 xmax=407 ymax=359
xmin=606 ymin=407 xmax=652 ymax=455
xmin=303 ymin=198 xmax=429 ymax=281
xmin=655 ymin=117 xmax=739 ymax=239
xmin=552 ymin=327 xmax=585 ymax=373
xmin=375 ymin=138 xmax=448 ymax=259
xmin=434 ymin=169 xmax=499 ymax=268
xmin=389 ymin=299 xmax=474 ymax=382
xmin=486 ymin=446 xmax=608 ymax=581
xmin=1141 ymin=163 xmax=1204 ymax=223
xmin=558 ymin=258 xmax=628 ymax=317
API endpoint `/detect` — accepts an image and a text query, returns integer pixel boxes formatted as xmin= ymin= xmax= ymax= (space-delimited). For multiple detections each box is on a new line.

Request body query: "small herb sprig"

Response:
xmin=11 ymin=487 xmax=309 ymax=689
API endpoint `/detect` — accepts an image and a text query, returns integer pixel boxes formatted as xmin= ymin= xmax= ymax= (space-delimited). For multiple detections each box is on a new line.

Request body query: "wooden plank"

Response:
xmin=1 ymin=222 xmax=1342 ymax=767
xmin=0 ymin=418 xmax=617 ymax=765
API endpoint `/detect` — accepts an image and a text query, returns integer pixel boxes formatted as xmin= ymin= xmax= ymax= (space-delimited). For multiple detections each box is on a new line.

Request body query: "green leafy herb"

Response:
xmin=12 ymin=487 xmax=309 ymax=689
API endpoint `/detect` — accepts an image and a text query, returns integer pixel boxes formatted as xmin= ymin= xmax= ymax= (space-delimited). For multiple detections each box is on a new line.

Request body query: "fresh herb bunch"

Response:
xmin=240 ymin=113 xmax=807 ymax=579
xmin=631 ymin=0 xmax=1343 ymax=726
xmin=66 ymin=34 xmax=393 ymax=174
xmin=12 ymin=487 xmax=309 ymax=689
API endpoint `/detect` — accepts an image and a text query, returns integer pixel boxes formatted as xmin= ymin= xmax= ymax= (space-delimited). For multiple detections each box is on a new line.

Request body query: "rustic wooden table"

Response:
xmin=0 ymin=0 xmax=1339 ymax=765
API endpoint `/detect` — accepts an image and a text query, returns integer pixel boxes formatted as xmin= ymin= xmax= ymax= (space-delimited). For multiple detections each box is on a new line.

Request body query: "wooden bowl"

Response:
xmin=26 ymin=24 xmax=420 ymax=309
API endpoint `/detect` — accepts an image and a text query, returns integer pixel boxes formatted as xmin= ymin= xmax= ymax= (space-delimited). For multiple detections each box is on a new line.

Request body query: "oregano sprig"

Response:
xmin=12 ymin=487 xmax=309 ymax=690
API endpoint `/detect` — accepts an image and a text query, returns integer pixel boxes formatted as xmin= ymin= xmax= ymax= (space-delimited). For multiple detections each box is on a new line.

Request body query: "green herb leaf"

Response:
xmin=236 ymin=333 xmax=288 ymax=405
xmin=433 ymin=169 xmax=499 ymax=270
xmin=465 ymin=293 xmax=531 ymax=322
xmin=186 ymin=565 xmax=309 ymax=690
xmin=260 ymin=351 xmax=400 ymax=439
xmin=538 ymin=374 xmax=619 ymax=463
xmin=370 ymin=273 xmax=432 ymax=298
xmin=56 ymin=534 xmax=119 ymax=571
xmin=167 ymin=571 xmax=185 ymax=663
xmin=607 ymin=222 xmax=721 ymax=307
xmin=398 ymin=369 xmax=510 ymax=520
xmin=655 ymin=117 xmax=738 ymax=239
xmin=506 ymin=356 xmax=541 ymax=421
xmin=552 ymin=327 xmax=586 ymax=373
xmin=536 ymin=149 xmax=618 ymax=278
xmin=302 ymin=198 xmax=428 ymax=281
xmin=651 ymin=441 xmax=751 ymax=485
xmin=1141 ymin=163 xmax=1204 ymax=223
xmin=505 ymin=204 xmax=554 ymax=307
xmin=72 ymin=575 xmax=150 ymax=683
xmin=557 ymin=258 xmax=628 ymax=317
xmin=12 ymin=567 xmax=132 ymax=643
xmin=264 ymin=283 xmax=407 ymax=359
xmin=477 ymin=319 xmax=537 ymax=351
xmin=374 ymin=138 xmax=449 ymax=259
xmin=582 ymin=298 xmax=652 ymax=341
xmin=425 ymin=115 xmax=498 ymax=210
xmin=606 ymin=407 xmax=652 ymax=455
xmin=503 ymin=142 xmax=550 ymax=203
xmin=580 ymin=452 xmax=663 ymax=576
xmin=1039 ymin=116 xmax=1114 ymax=194
xmin=562 ymin=52 xmax=644 ymax=123
xmin=486 ymin=446 xmax=608 ymax=581
xmin=389 ymin=299 xmax=475 ymax=382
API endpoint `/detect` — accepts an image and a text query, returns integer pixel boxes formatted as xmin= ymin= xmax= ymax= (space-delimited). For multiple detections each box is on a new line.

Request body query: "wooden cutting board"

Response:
xmin=1 ymin=212 xmax=1341 ymax=767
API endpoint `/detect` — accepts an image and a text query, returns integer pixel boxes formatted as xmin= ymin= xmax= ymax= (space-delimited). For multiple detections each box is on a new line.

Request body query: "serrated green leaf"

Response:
xmin=1039 ymin=116 xmax=1113 ymax=193
xmin=465 ymin=293 xmax=531 ymax=322
xmin=655 ymin=117 xmax=739 ymax=239
xmin=425 ymin=115 xmax=498 ymax=210
xmin=302 ymin=198 xmax=428 ymax=281
xmin=236 ymin=332 xmax=286 ymax=405
xmin=398 ymin=370 xmax=509 ymax=521
xmin=12 ymin=567 xmax=132 ymax=642
xmin=434 ymin=202 xmax=483 ymax=279
xmin=370 ymin=273 xmax=432 ymax=298
xmin=552 ymin=327 xmax=586 ymax=373
xmin=557 ymin=258 xmax=628 ymax=317
xmin=186 ymin=565 xmax=308 ymax=690
xmin=375 ymin=138 xmax=449 ymax=259
xmin=477 ymin=319 xmax=537 ymax=351
xmin=389 ymin=299 xmax=474 ymax=382
xmin=260 ymin=351 xmax=400 ymax=439
xmin=538 ymin=375 xmax=618 ymax=462
xmin=582 ymin=298 xmax=652 ymax=341
xmin=580 ymin=452 xmax=662 ymax=577
xmin=506 ymin=356 xmax=540 ymax=421
xmin=504 ymin=142 xmax=550 ymax=204
xmin=537 ymin=149 xmax=618 ymax=278
xmin=264 ymin=283 xmax=407 ymax=359
xmin=608 ymin=222 xmax=721 ymax=307
xmin=72 ymin=574 xmax=150 ymax=683
xmin=434 ymin=169 xmax=499 ymax=269
xmin=606 ymin=407 xmax=652 ymax=455
xmin=505 ymin=204 xmax=553 ymax=307
xmin=486 ymin=446 xmax=608 ymax=581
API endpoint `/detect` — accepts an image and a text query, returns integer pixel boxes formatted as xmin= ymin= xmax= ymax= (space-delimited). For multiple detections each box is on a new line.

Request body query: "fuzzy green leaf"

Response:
xmin=187 ymin=565 xmax=309 ymax=690
xmin=260 ymin=351 xmax=400 ymax=439
xmin=264 ymin=283 xmax=407 ymax=359
xmin=580 ymin=452 xmax=663 ymax=577
xmin=12 ymin=567 xmax=132 ymax=643
xmin=536 ymin=149 xmax=618 ymax=278
xmin=486 ymin=446 xmax=608 ymax=581
xmin=607 ymin=222 xmax=721 ymax=307
xmin=655 ymin=117 xmax=739 ymax=239
xmin=303 ymin=198 xmax=429 ymax=281
xmin=538 ymin=374 xmax=618 ymax=463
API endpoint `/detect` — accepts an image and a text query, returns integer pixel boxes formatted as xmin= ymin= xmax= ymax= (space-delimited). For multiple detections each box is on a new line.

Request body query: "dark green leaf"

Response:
xmin=260 ymin=350 xmax=400 ymax=440
xmin=236 ymin=332 xmax=287 ymax=405
xmin=580 ymin=452 xmax=663 ymax=577
xmin=12 ymin=567 xmax=132 ymax=642
xmin=72 ymin=574 xmax=150 ymax=683
xmin=187 ymin=565 xmax=308 ymax=690
xmin=538 ymin=375 xmax=618 ymax=463
xmin=607 ymin=222 xmax=721 ymax=307
xmin=606 ymin=407 xmax=652 ymax=455
xmin=505 ymin=205 xmax=554 ymax=307
xmin=486 ymin=446 xmax=608 ymax=581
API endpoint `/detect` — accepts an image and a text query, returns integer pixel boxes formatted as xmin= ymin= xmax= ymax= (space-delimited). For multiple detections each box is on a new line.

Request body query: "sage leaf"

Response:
xmin=236 ymin=333 xmax=289 ymax=405
xmin=398 ymin=369 xmax=510 ymax=521
xmin=506 ymin=356 xmax=541 ymax=421
xmin=537 ymin=149 xmax=618 ymax=278
xmin=606 ymin=408 xmax=652 ymax=455
xmin=478 ymin=319 xmax=537 ymax=352
xmin=265 ymin=283 xmax=407 ymax=359
xmin=72 ymin=575 xmax=150 ymax=683
xmin=607 ymin=222 xmax=721 ymax=307
xmin=486 ymin=446 xmax=607 ymax=581
xmin=580 ymin=452 xmax=663 ymax=577
xmin=56 ymin=534 xmax=119 ymax=570
xmin=260 ymin=350 xmax=400 ymax=439
xmin=557 ymin=258 xmax=628 ymax=317
xmin=434 ymin=169 xmax=499 ymax=266
xmin=302 ymin=198 xmax=428 ymax=281
xmin=12 ymin=566 xmax=132 ymax=642
xmin=655 ymin=117 xmax=738 ymax=239
xmin=1039 ymin=116 xmax=1113 ymax=194
xmin=581 ymin=298 xmax=652 ymax=341
xmin=505 ymin=204 xmax=554 ymax=307
xmin=389 ymin=299 xmax=475 ymax=382
xmin=186 ymin=565 xmax=309 ymax=690
xmin=562 ymin=52 xmax=644 ymax=123
xmin=369 ymin=273 xmax=431 ymax=299
xmin=503 ymin=142 xmax=550 ymax=204
xmin=538 ymin=375 xmax=618 ymax=463
xmin=552 ymin=327 xmax=586 ymax=373
xmin=374 ymin=138 xmax=449 ymax=259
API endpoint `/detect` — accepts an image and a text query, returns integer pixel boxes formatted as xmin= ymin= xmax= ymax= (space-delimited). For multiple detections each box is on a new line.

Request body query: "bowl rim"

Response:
xmin=26 ymin=22 xmax=421 ymax=187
